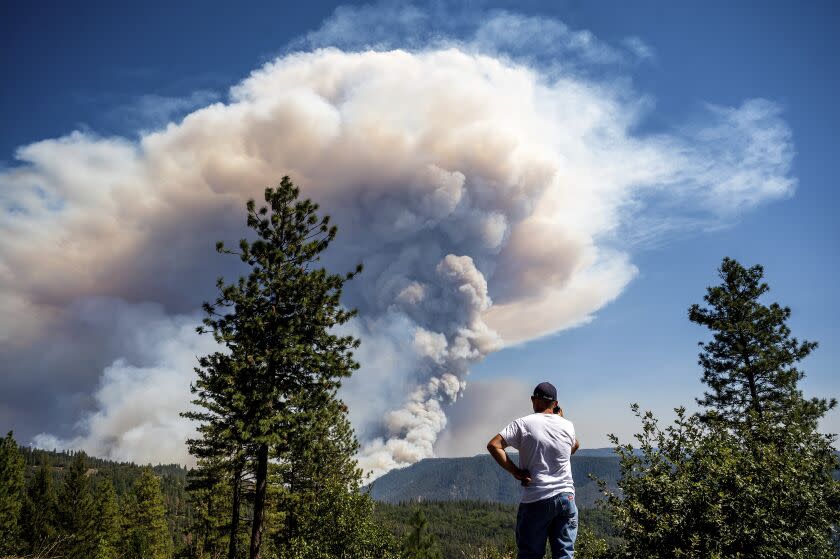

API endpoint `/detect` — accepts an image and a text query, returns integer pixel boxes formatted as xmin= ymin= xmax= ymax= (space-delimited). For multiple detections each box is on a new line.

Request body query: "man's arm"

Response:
xmin=486 ymin=434 xmax=532 ymax=485
xmin=571 ymin=438 xmax=580 ymax=455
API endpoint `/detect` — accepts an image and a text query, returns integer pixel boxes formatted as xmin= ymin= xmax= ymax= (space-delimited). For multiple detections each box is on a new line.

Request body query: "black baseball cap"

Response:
xmin=532 ymin=382 xmax=557 ymax=401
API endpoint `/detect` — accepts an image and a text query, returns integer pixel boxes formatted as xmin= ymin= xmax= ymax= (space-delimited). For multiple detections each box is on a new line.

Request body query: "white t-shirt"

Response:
xmin=499 ymin=413 xmax=576 ymax=503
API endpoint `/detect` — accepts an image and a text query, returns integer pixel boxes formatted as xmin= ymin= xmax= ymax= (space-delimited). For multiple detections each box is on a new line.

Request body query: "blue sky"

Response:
xmin=1 ymin=1 xmax=837 ymax=464
xmin=472 ymin=0 xmax=840 ymax=443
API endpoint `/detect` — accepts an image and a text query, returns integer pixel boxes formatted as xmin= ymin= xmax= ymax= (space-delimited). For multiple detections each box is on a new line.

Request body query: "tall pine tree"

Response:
xmin=688 ymin=257 xmax=834 ymax=426
xmin=0 ymin=431 xmax=24 ymax=556
xmin=21 ymin=462 xmax=58 ymax=555
xmin=190 ymin=177 xmax=364 ymax=559
xmin=122 ymin=468 xmax=173 ymax=559
xmin=56 ymin=451 xmax=97 ymax=559
xmin=183 ymin=351 xmax=250 ymax=559
xmin=271 ymin=395 xmax=397 ymax=558
xmin=184 ymin=463 xmax=239 ymax=559
xmin=603 ymin=257 xmax=840 ymax=558
xmin=401 ymin=509 xmax=442 ymax=559
xmin=92 ymin=477 xmax=121 ymax=559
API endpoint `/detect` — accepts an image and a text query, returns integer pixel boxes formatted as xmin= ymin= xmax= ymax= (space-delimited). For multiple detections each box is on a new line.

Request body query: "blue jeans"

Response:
xmin=515 ymin=492 xmax=578 ymax=559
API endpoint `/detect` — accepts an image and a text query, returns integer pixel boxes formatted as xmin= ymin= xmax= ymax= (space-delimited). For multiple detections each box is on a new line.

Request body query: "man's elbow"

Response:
xmin=486 ymin=440 xmax=496 ymax=453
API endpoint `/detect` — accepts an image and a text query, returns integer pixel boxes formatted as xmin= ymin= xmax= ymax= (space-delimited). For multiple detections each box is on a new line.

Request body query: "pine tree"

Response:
xmin=184 ymin=464 xmax=238 ymax=559
xmin=688 ymin=257 xmax=834 ymax=426
xmin=272 ymin=396 xmax=398 ymax=558
xmin=401 ymin=509 xmax=442 ymax=559
xmin=0 ymin=431 xmax=25 ymax=555
xmin=604 ymin=404 xmax=840 ymax=558
xmin=122 ymin=468 xmax=173 ymax=559
xmin=56 ymin=451 xmax=97 ymax=558
xmin=602 ymin=257 xmax=840 ymax=558
xmin=92 ymin=477 xmax=121 ymax=559
xmin=190 ymin=177 xmax=364 ymax=559
xmin=20 ymin=462 xmax=58 ymax=554
xmin=182 ymin=351 xmax=249 ymax=559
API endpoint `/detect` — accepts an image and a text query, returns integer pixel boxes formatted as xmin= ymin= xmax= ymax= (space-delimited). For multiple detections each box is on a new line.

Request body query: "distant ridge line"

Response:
xmin=367 ymin=452 xmax=621 ymax=508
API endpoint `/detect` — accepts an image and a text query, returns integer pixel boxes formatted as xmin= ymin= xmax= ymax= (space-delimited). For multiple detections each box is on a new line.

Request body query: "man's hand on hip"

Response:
xmin=487 ymin=433 xmax=533 ymax=485
xmin=513 ymin=467 xmax=532 ymax=486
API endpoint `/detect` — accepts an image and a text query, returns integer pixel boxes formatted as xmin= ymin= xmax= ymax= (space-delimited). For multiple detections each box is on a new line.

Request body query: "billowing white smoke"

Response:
xmin=348 ymin=253 xmax=501 ymax=473
xmin=1 ymin=44 xmax=794 ymax=475
xmin=32 ymin=301 xmax=216 ymax=464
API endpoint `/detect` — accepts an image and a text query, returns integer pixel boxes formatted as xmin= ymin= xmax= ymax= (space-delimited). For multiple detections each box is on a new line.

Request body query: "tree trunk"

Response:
xmin=228 ymin=463 xmax=242 ymax=559
xmin=742 ymin=350 xmax=763 ymax=418
xmin=249 ymin=443 xmax=269 ymax=559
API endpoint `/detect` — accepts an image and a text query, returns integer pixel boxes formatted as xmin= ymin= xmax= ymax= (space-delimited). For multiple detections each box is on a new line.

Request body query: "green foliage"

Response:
xmin=602 ymin=257 xmax=840 ymax=558
xmin=375 ymin=501 xmax=516 ymax=558
xmin=374 ymin=501 xmax=616 ymax=558
xmin=92 ymin=477 xmax=121 ymax=559
xmin=603 ymin=406 xmax=730 ymax=557
xmin=575 ymin=524 xmax=610 ymax=559
xmin=187 ymin=177 xmax=377 ymax=558
xmin=56 ymin=451 xmax=98 ymax=558
xmin=604 ymin=406 xmax=840 ymax=558
xmin=20 ymin=462 xmax=58 ymax=555
xmin=4 ymin=438 xmax=619 ymax=559
xmin=182 ymin=464 xmax=239 ymax=558
xmin=273 ymin=487 xmax=400 ymax=559
xmin=122 ymin=468 xmax=174 ymax=559
xmin=688 ymin=257 xmax=834 ymax=426
xmin=269 ymin=401 xmax=399 ymax=558
xmin=18 ymin=445 xmax=190 ymax=553
xmin=402 ymin=509 xmax=443 ymax=559
xmin=181 ymin=351 xmax=249 ymax=559
xmin=0 ymin=431 xmax=25 ymax=555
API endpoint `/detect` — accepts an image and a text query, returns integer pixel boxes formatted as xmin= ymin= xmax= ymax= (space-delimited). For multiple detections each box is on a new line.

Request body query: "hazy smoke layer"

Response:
xmin=1 ymin=28 xmax=794 ymax=473
xmin=32 ymin=302 xmax=216 ymax=464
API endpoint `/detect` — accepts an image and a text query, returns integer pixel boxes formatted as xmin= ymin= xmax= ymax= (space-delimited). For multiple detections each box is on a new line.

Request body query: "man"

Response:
xmin=487 ymin=382 xmax=580 ymax=559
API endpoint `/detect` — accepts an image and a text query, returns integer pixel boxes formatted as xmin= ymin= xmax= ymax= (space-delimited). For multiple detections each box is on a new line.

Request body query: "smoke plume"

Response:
xmin=0 ymin=10 xmax=794 ymax=475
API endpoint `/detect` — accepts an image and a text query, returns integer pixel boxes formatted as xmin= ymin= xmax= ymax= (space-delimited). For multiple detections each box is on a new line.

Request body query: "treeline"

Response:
xmin=18 ymin=446 xmax=191 ymax=538
xmin=2 ymin=442 xmax=626 ymax=559
xmin=1 ymin=439 xmax=174 ymax=558
xmin=3 ymin=438 xmax=621 ymax=559
xmin=374 ymin=500 xmax=517 ymax=555
xmin=373 ymin=501 xmax=621 ymax=558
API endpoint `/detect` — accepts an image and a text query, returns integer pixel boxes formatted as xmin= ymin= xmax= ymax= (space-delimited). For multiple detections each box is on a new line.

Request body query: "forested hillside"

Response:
xmin=18 ymin=446 xmax=191 ymax=550
xmin=368 ymin=451 xmax=621 ymax=508
xmin=5 ymin=441 xmax=621 ymax=559
xmin=373 ymin=500 xmax=620 ymax=558
xmin=20 ymin=445 xmax=189 ymax=495
xmin=17 ymin=445 xmax=625 ymax=545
